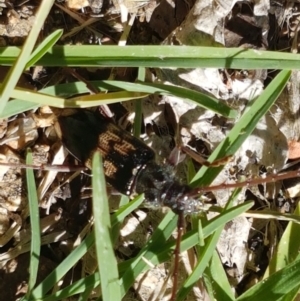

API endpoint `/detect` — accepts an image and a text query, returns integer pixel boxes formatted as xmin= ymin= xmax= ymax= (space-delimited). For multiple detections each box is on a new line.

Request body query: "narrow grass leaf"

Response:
xmin=202 ymin=272 xmax=217 ymax=301
xmin=204 ymin=191 xmax=243 ymax=301
xmin=111 ymin=194 xmax=142 ymax=251
xmin=2 ymin=80 xmax=236 ymax=118
xmin=262 ymin=203 xmax=300 ymax=301
xmin=1 ymin=45 xmax=300 ymax=69
xmin=11 ymin=88 xmax=146 ymax=109
xmin=135 ymin=81 xmax=237 ymax=118
xmin=77 ymin=285 xmax=95 ymax=301
xmin=25 ymin=150 xmax=41 ymax=295
xmin=66 ymin=91 xmax=148 ymax=107
xmin=243 ymin=210 xmax=300 ymax=224
xmin=11 ymin=87 xmax=66 ymax=106
xmin=93 ymin=80 xmax=236 ymax=118
xmin=38 ymin=273 xmax=101 ymax=301
xmin=92 ymin=152 xmax=121 ymax=301
xmin=280 ymin=286 xmax=300 ymax=301
xmin=175 ymin=202 xmax=254 ymax=264
xmin=111 ymin=194 xmax=143 ymax=225
xmin=0 ymin=98 xmax=38 ymax=119
xmin=207 ymin=251 xmax=236 ymax=301
xmin=26 ymin=29 xmax=64 ymax=68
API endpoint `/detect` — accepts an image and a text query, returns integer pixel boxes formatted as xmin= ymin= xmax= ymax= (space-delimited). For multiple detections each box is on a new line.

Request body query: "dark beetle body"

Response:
xmin=59 ymin=110 xmax=155 ymax=195
xmin=58 ymin=110 xmax=199 ymax=214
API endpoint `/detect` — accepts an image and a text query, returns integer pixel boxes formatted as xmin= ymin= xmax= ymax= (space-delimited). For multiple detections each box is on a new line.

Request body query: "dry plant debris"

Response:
xmin=0 ymin=0 xmax=300 ymax=300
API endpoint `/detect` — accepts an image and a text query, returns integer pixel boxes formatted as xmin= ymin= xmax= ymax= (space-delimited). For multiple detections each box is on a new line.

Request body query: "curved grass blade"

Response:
xmin=134 ymin=81 xmax=237 ymax=118
xmin=2 ymin=45 xmax=300 ymax=69
xmin=39 ymin=273 xmax=101 ymax=301
xmin=24 ymin=150 xmax=41 ymax=298
xmin=0 ymin=98 xmax=39 ymax=119
xmin=26 ymin=29 xmax=64 ymax=69
xmin=206 ymin=251 xmax=236 ymax=301
xmin=92 ymin=152 xmax=121 ymax=301
xmin=2 ymin=79 xmax=236 ymax=118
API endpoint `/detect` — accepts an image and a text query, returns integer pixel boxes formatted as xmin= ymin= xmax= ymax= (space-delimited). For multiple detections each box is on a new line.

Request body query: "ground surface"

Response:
xmin=0 ymin=1 xmax=300 ymax=300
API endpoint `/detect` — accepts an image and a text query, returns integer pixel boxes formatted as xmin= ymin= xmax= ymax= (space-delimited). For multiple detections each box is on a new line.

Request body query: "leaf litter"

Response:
xmin=0 ymin=0 xmax=300 ymax=300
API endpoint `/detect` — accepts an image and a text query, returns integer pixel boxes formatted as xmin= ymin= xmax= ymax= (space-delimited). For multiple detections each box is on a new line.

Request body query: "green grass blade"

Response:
xmin=202 ymin=272 xmax=216 ymax=301
xmin=207 ymin=251 xmax=236 ymax=301
xmin=30 ymin=194 xmax=143 ymax=300
xmin=92 ymin=152 xmax=121 ymax=301
xmin=0 ymin=98 xmax=38 ymax=119
xmin=203 ymin=190 xmax=243 ymax=301
xmin=38 ymin=273 xmax=101 ymax=301
xmin=111 ymin=194 xmax=144 ymax=238
xmin=26 ymin=29 xmax=64 ymax=68
xmin=10 ymin=87 xmax=147 ymax=109
xmin=111 ymin=194 xmax=144 ymax=225
xmin=2 ymin=79 xmax=236 ymax=118
xmin=78 ymin=285 xmax=95 ymax=301
xmin=25 ymin=150 xmax=41 ymax=296
xmin=2 ymin=46 xmax=300 ymax=69
xmin=135 ymin=81 xmax=237 ymax=118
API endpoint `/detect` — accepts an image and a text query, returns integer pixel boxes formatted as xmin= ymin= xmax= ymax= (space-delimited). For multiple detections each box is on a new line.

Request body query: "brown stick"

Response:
xmin=170 ymin=212 xmax=185 ymax=301
xmin=0 ymin=162 xmax=87 ymax=172
xmin=195 ymin=169 xmax=300 ymax=194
